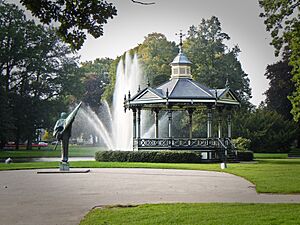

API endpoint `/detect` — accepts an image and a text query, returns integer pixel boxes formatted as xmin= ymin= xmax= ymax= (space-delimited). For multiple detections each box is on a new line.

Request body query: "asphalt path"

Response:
xmin=0 ymin=168 xmax=300 ymax=225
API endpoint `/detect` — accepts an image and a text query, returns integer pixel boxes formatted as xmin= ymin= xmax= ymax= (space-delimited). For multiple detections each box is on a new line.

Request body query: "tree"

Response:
xmin=137 ymin=33 xmax=178 ymax=86
xmin=184 ymin=16 xmax=252 ymax=105
xmin=264 ymin=53 xmax=294 ymax=120
xmin=259 ymin=0 xmax=300 ymax=121
xmin=81 ymin=58 xmax=112 ymax=111
xmin=0 ymin=1 xmax=83 ymax=149
xmin=233 ymin=108 xmax=298 ymax=152
xmin=18 ymin=0 xmax=155 ymax=50
xmin=19 ymin=0 xmax=117 ymax=50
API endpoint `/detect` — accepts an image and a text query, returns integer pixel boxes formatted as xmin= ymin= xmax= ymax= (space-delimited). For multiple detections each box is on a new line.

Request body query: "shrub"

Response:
xmin=233 ymin=109 xmax=298 ymax=153
xmin=95 ymin=151 xmax=202 ymax=163
xmin=232 ymin=137 xmax=251 ymax=152
xmin=237 ymin=151 xmax=253 ymax=161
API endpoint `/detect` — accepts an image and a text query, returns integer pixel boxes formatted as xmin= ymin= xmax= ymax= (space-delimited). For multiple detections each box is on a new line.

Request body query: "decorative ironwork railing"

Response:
xmin=137 ymin=138 xmax=233 ymax=150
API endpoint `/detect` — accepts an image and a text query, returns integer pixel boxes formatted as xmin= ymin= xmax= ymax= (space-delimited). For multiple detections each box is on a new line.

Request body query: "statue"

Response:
xmin=53 ymin=102 xmax=82 ymax=171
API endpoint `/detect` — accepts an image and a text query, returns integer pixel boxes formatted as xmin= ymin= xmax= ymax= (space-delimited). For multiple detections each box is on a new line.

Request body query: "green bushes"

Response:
xmin=232 ymin=137 xmax=251 ymax=151
xmin=233 ymin=109 xmax=298 ymax=153
xmin=95 ymin=151 xmax=202 ymax=163
xmin=237 ymin=151 xmax=254 ymax=161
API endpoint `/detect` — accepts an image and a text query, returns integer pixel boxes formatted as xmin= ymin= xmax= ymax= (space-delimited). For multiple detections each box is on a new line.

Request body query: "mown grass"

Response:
xmin=1 ymin=159 xmax=300 ymax=194
xmin=79 ymin=203 xmax=300 ymax=225
xmin=254 ymin=153 xmax=288 ymax=159
xmin=0 ymin=146 xmax=103 ymax=158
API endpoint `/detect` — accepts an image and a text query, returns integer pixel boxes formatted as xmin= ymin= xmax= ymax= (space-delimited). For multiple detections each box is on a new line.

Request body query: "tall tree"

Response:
xmin=19 ymin=0 xmax=117 ymax=50
xmin=264 ymin=53 xmax=294 ymax=120
xmin=184 ymin=16 xmax=252 ymax=105
xmin=233 ymin=108 xmax=298 ymax=152
xmin=259 ymin=0 xmax=300 ymax=121
xmin=0 ymin=1 xmax=83 ymax=149
xmin=81 ymin=58 xmax=112 ymax=111
xmin=137 ymin=33 xmax=178 ymax=86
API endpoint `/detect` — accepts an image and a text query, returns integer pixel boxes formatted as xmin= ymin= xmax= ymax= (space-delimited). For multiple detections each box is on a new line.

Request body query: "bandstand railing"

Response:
xmin=136 ymin=137 xmax=230 ymax=150
xmin=134 ymin=137 xmax=238 ymax=161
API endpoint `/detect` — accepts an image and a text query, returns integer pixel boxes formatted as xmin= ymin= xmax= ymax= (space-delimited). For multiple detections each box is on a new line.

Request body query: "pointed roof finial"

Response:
xmin=175 ymin=30 xmax=185 ymax=53
xmin=225 ymin=78 xmax=229 ymax=88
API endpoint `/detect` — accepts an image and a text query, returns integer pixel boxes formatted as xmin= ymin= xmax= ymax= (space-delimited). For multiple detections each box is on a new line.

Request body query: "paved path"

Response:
xmin=0 ymin=168 xmax=300 ymax=225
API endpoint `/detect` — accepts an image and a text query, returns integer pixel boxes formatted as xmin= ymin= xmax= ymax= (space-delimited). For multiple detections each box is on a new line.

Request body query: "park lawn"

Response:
xmin=254 ymin=153 xmax=288 ymax=159
xmin=1 ymin=159 xmax=300 ymax=193
xmin=0 ymin=146 xmax=103 ymax=158
xmin=79 ymin=203 xmax=300 ymax=225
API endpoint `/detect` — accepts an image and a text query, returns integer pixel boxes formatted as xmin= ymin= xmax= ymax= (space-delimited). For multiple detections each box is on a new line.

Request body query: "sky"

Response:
xmin=11 ymin=0 xmax=278 ymax=106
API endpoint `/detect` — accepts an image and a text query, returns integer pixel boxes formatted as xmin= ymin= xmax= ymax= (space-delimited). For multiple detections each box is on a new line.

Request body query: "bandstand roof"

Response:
xmin=125 ymin=42 xmax=240 ymax=110
xmin=126 ymin=78 xmax=240 ymax=110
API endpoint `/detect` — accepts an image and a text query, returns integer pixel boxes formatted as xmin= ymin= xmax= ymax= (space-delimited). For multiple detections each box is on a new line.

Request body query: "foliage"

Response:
xmin=233 ymin=108 xmax=298 ymax=152
xmin=19 ymin=0 xmax=117 ymax=50
xmin=80 ymin=58 xmax=113 ymax=111
xmin=259 ymin=0 xmax=300 ymax=121
xmin=102 ymin=56 xmax=121 ymax=103
xmin=95 ymin=150 xmax=202 ymax=163
xmin=0 ymin=2 xmax=84 ymax=149
xmin=264 ymin=52 xmax=294 ymax=120
xmin=80 ymin=203 xmax=300 ymax=225
xmin=42 ymin=130 xmax=50 ymax=141
xmin=232 ymin=137 xmax=251 ymax=151
xmin=137 ymin=33 xmax=178 ymax=86
xmin=237 ymin=151 xmax=253 ymax=161
xmin=184 ymin=16 xmax=252 ymax=105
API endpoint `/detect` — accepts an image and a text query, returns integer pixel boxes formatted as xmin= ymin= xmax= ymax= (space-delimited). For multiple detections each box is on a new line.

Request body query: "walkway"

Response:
xmin=0 ymin=168 xmax=299 ymax=225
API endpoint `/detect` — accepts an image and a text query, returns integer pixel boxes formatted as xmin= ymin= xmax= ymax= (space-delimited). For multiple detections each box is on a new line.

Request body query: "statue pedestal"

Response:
xmin=60 ymin=162 xmax=70 ymax=171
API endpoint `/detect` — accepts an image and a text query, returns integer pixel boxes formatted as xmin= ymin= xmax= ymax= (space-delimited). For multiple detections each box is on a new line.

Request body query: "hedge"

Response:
xmin=237 ymin=151 xmax=253 ymax=161
xmin=95 ymin=151 xmax=202 ymax=163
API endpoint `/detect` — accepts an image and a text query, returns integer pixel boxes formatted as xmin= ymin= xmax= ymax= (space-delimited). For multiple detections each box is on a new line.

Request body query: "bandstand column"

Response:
xmin=137 ymin=108 xmax=141 ymax=138
xmin=168 ymin=110 xmax=172 ymax=138
xmin=218 ymin=117 xmax=222 ymax=138
xmin=154 ymin=109 xmax=159 ymax=138
xmin=227 ymin=114 xmax=232 ymax=138
xmin=132 ymin=108 xmax=137 ymax=139
xmin=207 ymin=107 xmax=212 ymax=138
xmin=188 ymin=109 xmax=194 ymax=139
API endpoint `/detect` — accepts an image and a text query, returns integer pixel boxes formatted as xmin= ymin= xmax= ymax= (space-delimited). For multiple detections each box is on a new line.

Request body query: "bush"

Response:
xmin=95 ymin=151 xmax=202 ymax=163
xmin=232 ymin=137 xmax=251 ymax=152
xmin=237 ymin=151 xmax=253 ymax=161
xmin=233 ymin=109 xmax=298 ymax=153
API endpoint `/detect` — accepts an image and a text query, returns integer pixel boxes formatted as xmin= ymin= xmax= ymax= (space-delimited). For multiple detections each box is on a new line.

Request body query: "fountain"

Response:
xmin=75 ymin=52 xmax=146 ymax=150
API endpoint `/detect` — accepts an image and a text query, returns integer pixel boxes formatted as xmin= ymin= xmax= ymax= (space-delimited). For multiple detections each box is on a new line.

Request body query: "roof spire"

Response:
xmin=225 ymin=78 xmax=229 ymax=88
xmin=175 ymin=30 xmax=185 ymax=53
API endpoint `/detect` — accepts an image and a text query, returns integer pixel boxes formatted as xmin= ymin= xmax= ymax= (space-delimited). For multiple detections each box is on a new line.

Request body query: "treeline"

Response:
xmin=1 ymin=1 xmax=298 ymax=152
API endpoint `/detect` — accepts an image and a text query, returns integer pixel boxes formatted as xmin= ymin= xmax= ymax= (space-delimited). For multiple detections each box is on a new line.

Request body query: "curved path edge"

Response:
xmin=0 ymin=168 xmax=300 ymax=225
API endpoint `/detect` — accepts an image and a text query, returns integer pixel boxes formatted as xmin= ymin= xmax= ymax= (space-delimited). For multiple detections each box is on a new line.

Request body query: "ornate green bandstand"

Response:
xmin=124 ymin=34 xmax=240 ymax=162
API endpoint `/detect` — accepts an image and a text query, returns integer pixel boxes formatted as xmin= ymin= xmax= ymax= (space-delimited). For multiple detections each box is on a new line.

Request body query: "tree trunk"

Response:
xmin=15 ymin=130 xmax=20 ymax=150
xmin=26 ymin=136 xmax=33 ymax=150
xmin=0 ymin=139 xmax=6 ymax=149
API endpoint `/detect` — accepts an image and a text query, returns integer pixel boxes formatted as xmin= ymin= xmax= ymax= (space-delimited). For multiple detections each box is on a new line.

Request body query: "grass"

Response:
xmin=0 ymin=145 xmax=103 ymax=158
xmin=79 ymin=203 xmax=300 ymax=225
xmin=1 ymin=159 xmax=300 ymax=194
xmin=254 ymin=153 xmax=288 ymax=159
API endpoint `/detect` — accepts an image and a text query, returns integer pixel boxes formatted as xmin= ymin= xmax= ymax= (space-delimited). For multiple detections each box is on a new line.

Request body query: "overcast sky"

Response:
xmin=10 ymin=0 xmax=278 ymax=106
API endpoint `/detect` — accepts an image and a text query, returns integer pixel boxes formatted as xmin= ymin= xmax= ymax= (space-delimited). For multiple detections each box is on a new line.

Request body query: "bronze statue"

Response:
xmin=53 ymin=102 xmax=82 ymax=171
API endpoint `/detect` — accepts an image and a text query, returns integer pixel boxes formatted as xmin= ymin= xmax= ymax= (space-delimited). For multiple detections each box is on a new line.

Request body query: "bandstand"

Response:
xmin=124 ymin=35 xmax=240 ymax=162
